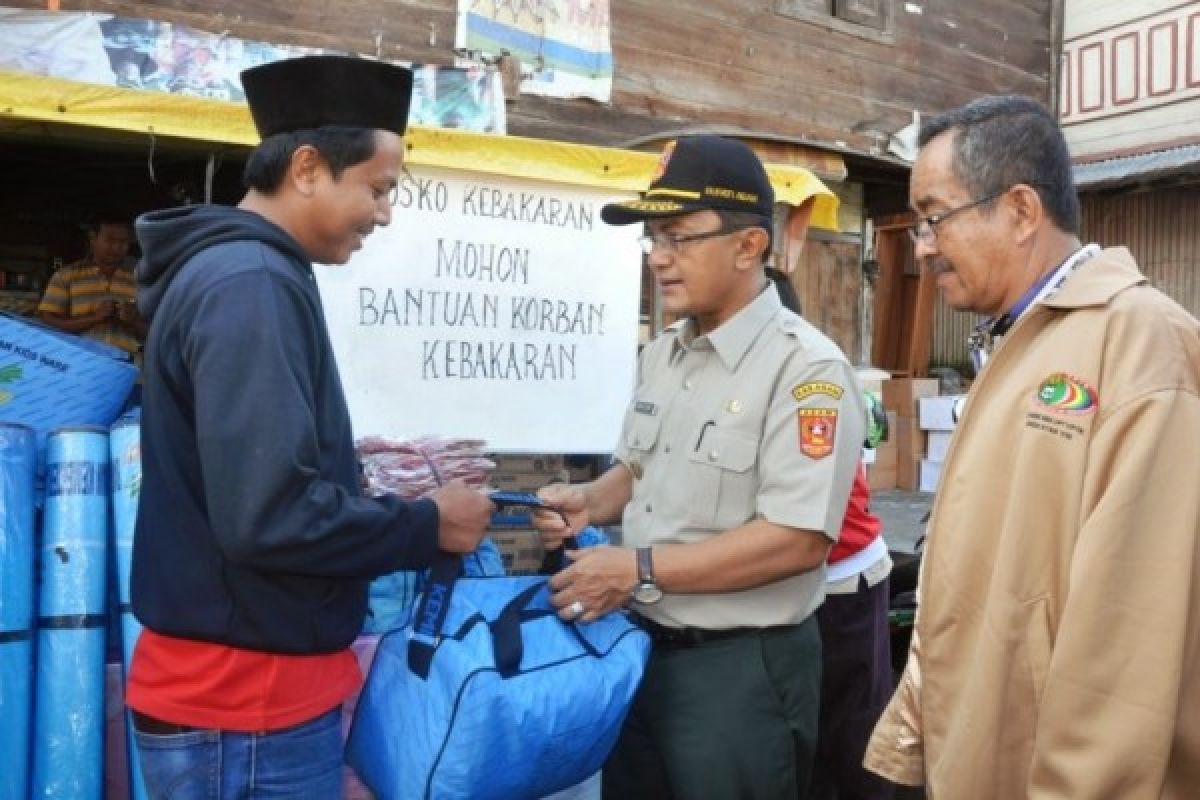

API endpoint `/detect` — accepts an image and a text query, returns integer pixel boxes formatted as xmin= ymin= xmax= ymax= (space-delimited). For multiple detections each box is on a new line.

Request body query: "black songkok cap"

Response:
xmin=240 ymin=55 xmax=414 ymax=138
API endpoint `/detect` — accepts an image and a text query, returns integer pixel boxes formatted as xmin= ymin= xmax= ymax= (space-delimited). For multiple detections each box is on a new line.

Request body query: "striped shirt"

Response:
xmin=37 ymin=261 xmax=141 ymax=355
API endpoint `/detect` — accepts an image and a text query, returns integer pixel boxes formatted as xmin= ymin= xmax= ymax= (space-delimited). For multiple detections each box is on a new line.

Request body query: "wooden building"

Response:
xmin=1 ymin=0 xmax=1060 ymax=373
xmin=1062 ymin=0 xmax=1200 ymax=321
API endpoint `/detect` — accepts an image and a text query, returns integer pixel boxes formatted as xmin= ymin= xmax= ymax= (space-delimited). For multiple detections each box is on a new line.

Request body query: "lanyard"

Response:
xmin=967 ymin=244 xmax=1101 ymax=374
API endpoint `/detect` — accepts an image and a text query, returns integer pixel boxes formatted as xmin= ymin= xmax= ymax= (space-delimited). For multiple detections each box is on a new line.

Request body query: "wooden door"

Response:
xmin=870 ymin=212 xmax=935 ymax=376
xmin=789 ymin=233 xmax=863 ymax=362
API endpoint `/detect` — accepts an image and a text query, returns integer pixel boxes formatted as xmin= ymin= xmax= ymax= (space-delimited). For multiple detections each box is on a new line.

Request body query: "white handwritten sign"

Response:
xmin=315 ymin=166 xmax=643 ymax=453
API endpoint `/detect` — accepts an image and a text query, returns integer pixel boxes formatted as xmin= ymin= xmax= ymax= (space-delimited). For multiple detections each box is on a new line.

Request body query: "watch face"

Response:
xmin=633 ymin=583 xmax=663 ymax=605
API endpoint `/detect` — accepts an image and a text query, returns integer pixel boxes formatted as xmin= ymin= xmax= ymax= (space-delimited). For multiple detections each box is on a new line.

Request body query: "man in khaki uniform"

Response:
xmin=865 ymin=95 xmax=1200 ymax=798
xmin=534 ymin=135 xmax=864 ymax=799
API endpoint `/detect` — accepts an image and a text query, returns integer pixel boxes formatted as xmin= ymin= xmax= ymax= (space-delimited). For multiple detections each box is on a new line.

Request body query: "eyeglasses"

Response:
xmin=907 ymin=190 xmax=1005 ymax=245
xmin=638 ymin=223 xmax=752 ymax=255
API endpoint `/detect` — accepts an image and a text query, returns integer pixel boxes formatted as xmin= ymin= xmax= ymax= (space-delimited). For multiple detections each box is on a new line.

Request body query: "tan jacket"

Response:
xmin=865 ymin=248 xmax=1200 ymax=799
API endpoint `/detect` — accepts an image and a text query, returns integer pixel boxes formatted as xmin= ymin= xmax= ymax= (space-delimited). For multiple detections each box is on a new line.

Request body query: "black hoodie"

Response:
xmin=132 ymin=204 xmax=439 ymax=654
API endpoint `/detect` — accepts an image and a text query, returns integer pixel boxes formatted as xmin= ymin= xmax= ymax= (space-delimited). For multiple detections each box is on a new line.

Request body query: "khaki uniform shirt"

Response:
xmin=615 ymin=286 xmax=864 ymax=630
xmin=865 ymin=248 xmax=1200 ymax=799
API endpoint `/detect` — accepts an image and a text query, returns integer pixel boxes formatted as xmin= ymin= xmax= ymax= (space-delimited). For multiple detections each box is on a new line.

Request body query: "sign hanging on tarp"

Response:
xmin=455 ymin=0 xmax=612 ymax=102
xmin=0 ymin=7 xmax=506 ymax=133
xmin=315 ymin=166 xmax=641 ymax=453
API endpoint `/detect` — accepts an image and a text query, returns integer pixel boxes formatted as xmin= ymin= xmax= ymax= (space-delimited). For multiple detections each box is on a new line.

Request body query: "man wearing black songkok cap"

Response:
xmin=126 ymin=55 xmax=494 ymax=797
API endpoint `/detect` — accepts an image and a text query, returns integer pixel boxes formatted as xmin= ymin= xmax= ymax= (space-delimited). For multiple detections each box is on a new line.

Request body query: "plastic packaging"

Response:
xmin=109 ymin=414 xmax=148 ymax=800
xmin=0 ymin=423 xmax=36 ymax=800
xmin=33 ymin=426 xmax=109 ymax=799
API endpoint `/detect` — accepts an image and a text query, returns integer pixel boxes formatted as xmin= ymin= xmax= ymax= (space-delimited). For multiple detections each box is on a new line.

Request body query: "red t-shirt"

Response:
xmin=126 ymin=628 xmax=361 ymax=732
xmin=828 ymin=462 xmax=883 ymax=564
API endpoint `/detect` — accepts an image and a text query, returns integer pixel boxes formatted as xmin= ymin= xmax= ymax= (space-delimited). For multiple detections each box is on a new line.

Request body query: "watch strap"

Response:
xmin=636 ymin=546 xmax=655 ymax=585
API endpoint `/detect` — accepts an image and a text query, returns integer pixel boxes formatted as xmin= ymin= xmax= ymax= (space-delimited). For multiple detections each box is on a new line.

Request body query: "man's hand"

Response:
xmin=533 ymin=483 xmax=589 ymax=551
xmin=430 ymin=479 xmax=495 ymax=553
xmin=116 ymin=301 xmax=139 ymax=324
xmin=94 ymin=299 xmax=116 ymax=322
xmin=548 ymin=546 xmax=639 ymax=623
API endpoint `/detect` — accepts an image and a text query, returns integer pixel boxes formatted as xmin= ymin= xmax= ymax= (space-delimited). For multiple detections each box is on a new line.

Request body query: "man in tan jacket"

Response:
xmin=865 ymin=94 xmax=1200 ymax=799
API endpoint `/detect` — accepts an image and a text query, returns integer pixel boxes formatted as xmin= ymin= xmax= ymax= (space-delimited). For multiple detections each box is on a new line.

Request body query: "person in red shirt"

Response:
xmin=811 ymin=461 xmax=894 ymax=800
xmin=769 ymin=270 xmax=894 ymax=799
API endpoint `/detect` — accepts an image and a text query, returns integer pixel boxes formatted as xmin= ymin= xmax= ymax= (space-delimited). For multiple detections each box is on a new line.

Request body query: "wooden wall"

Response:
xmin=1081 ymin=185 xmax=1200 ymax=317
xmin=9 ymin=0 xmax=1056 ymax=154
xmin=1062 ymin=0 xmax=1200 ymax=160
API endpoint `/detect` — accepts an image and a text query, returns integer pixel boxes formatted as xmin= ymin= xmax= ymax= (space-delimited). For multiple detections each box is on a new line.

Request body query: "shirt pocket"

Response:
xmin=685 ymin=426 xmax=759 ymax=529
xmin=624 ymin=408 xmax=663 ymax=454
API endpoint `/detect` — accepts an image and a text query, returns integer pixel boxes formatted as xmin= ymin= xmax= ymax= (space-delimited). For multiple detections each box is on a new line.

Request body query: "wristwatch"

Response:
xmin=632 ymin=546 xmax=663 ymax=605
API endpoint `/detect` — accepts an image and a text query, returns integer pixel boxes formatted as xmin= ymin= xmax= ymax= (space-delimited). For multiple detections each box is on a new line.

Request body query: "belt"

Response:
xmin=131 ymin=710 xmax=207 ymax=735
xmin=131 ymin=709 xmax=336 ymax=736
xmin=632 ymin=613 xmax=769 ymax=649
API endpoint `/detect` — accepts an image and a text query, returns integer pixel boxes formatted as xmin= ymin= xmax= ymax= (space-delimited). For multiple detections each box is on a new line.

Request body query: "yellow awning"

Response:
xmin=0 ymin=69 xmax=839 ymax=230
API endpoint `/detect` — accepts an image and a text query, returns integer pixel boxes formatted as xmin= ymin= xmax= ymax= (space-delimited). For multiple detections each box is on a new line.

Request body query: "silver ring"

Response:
xmin=567 ymin=600 xmax=586 ymax=617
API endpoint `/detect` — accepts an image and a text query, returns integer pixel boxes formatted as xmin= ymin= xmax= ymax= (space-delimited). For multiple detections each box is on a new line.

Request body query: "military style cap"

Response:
xmin=241 ymin=55 xmax=414 ymax=138
xmin=602 ymin=135 xmax=775 ymax=225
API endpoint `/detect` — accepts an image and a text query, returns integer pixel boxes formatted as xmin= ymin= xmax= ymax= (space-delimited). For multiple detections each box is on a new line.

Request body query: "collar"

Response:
xmin=672 ymin=283 xmax=781 ymax=371
xmin=986 ymin=243 xmax=1101 ymax=338
xmin=1040 ymin=246 xmax=1146 ymax=310
xmin=966 ymin=246 xmax=1146 ymax=375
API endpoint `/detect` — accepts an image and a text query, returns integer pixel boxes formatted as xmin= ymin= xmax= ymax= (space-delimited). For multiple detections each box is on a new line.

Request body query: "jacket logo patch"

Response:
xmin=1034 ymin=372 xmax=1098 ymax=415
xmin=792 ymin=382 xmax=844 ymax=403
xmin=798 ymin=408 xmax=838 ymax=458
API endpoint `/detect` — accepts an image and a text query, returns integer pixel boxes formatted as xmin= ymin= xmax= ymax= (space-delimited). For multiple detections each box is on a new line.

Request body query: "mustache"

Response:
xmin=924 ymin=257 xmax=954 ymax=276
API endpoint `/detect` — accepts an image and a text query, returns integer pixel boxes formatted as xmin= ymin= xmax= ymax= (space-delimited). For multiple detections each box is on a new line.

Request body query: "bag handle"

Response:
xmin=489 ymin=582 xmax=547 ymax=678
xmin=407 ymin=539 xmax=587 ymax=681
xmin=407 ymin=550 xmax=462 ymax=680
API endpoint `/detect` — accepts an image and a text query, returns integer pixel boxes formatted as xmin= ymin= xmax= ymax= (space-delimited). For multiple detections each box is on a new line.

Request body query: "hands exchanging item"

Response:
xmin=547 ymin=546 xmax=639 ymax=624
xmin=431 ymin=480 xmax=646 ymax=623
xmin=532 ymin=484 xmax=640 ymax=624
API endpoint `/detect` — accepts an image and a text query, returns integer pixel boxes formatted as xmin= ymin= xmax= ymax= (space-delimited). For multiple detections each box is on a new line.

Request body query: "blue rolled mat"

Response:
xmin=0 ymin=423 xmax=36 ymax=800
xmin=109 ymin=414 xmax=148 ymax=800
xmin=33 ymin=426 xmax=109 ymax=800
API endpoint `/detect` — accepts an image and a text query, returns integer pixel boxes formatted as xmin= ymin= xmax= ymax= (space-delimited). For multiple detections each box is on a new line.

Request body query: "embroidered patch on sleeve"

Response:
xmin=1035 ymin=372 xmax=1098 ymax=414
xmin=791 ymin=381 xmax=845 ymax=403
xmin=798 ymin=408 xmax=838 ymax=458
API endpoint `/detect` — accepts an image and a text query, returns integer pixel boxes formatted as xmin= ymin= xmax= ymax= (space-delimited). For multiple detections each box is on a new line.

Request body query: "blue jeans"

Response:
xmin=133 ymin=709 xmax=343 ymax=799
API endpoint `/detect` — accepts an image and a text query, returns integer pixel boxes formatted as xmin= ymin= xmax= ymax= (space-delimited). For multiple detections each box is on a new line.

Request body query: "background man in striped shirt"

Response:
xmin=38 ymin=217 xmax=146 ymax=357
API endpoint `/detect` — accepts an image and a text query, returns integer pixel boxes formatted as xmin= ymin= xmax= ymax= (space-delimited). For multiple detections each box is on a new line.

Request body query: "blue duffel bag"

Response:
xmin=346 ymin=551 xmax=651 ymax=800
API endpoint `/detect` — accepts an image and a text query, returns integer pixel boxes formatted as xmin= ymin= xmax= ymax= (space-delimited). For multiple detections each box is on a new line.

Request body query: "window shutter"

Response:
xmin=776 ymin=0 xmax=835 ymax=18
xmin=835 ymin=0 xmax=888 ymax=30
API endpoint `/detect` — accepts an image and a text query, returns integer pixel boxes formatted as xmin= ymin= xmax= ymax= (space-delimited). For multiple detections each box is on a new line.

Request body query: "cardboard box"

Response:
xmin=489 ymin=529 xmax=545 ymax=575
xmin=926 ymin=430 xmax=954 ymax=462
xmin=855 ymin=366 xmax=892 ymax=395
xmin=489 ymin=454 xmax=564 ymax=474
xmin=918 ymin=395 xmax=965 ymax=432
xmin=489 ymin=470 xmax=566 ymax=492
xmin=919 ymin=459 xmax=943 ymax=493
xmin=895 ymin=416 xmax=925 ymax=491
xmin=882 ymin=378 xmax=940 ymax=419
xmin=873 ymin=439 xmax=898 ymax=470
xmin=0 ymin=313 xmax=136 ymax=442
xmin=565 ymin=463 xmax=596 ymax=483
xmin=868 ymin=462 xmax=897 ymax=491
